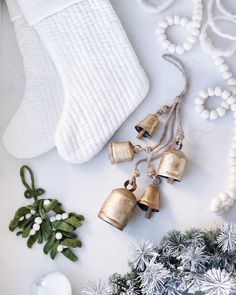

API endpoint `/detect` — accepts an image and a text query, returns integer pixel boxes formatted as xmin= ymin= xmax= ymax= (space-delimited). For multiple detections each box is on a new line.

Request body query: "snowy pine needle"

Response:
xmin=218 ymin=223 xmax=236 ymax=253
xmin=200 ymin=268 xmax=233 ymax=295
xmin=139 ymin=258 xmax=170 ymax=295
xmin=130 ymin=240 xmax=157 ymax=271
xmin=83 ymin=280 xmax=111 ymax=295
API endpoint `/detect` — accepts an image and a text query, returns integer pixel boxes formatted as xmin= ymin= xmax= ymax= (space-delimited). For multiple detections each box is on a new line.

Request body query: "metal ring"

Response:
xmin=124 ymin=180 xmax=137 ymax=192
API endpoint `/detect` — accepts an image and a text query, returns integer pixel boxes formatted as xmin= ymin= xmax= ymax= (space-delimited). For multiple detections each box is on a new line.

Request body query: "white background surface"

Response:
xmin=1 ymin=0 xmax=236 ymax=294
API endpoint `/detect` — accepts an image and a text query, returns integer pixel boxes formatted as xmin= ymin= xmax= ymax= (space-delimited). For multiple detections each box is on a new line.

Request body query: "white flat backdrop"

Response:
xmin=1 ymin=0 xmax=236 ymax=294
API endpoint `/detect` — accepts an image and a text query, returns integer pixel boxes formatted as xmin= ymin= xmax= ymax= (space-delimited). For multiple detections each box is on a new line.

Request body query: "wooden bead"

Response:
xmin=207 ymin=87 xmax=215 ymax=96
xmin=168 ymin=44 xmax=176 ymax=54
xmin=229 ymin=190 xmax=236 ymax=200
xmin=183 ymin=42 xmax=192 ymax=51
xmin=227 ymin=96 xmax=236 ymax=105
xmin=219 ymin=64 xmax=229 ymax=73
xmin=223 ymin=71 xmax=233 ymax=80
xmin=195 ymin=97 xmax=205 ymax=104
xmin=216 ymin=106 xmax=226 ymax=117
xmin=222 ymin=90 xmax=231 ymax=100
xmin=166 ymin=16 xmax=174 ymax=25
xmin=195 ymin=105 xmax=205 ymax=113
xmin=214 ymin=57 xmax=224 ymax=66
xmin=228 ymin=78 xmax=236 ymax=86
xmin=201 ymin=109 xmax=210 ymax=119
xmin=199 ymin=90 xmax=208 ymax=98
xmin=162 ymin=40 xmax=171 ymax=49
xmin=176 ymin=45 xmax=185 ymax=55
xmin=174 ymin=15 xmax=181 ymax=25
xmin=214 ymin=87 xmax=222 ymax=96
xmin=210 ymin=110 xmax=218 ymax=120
xmin=180 ymin=17 xmax=188 ymax=26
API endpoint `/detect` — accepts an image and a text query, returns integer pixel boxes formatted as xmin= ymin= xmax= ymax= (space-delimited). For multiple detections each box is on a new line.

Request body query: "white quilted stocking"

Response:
xmin=3 ymin=0 xmax=64 ymax=159
xmin=17 ymin=0 xmax=150 ymax=163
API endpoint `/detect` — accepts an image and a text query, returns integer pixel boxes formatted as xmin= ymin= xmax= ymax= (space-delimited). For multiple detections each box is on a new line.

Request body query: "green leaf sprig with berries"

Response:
xmin=9 ymin=165 xmax=84 ymax=262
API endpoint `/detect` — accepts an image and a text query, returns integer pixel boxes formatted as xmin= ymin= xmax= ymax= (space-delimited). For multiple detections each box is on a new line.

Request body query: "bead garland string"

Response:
xmin=196 ymin=0 xmax=236 ymax=214
xmin=156 ymin=0 xmax=203 ymax=55
xmin=136 ymin=0 xmax=175 ymax=15
xmin=128 ymin=54 xmax=189 ymax=187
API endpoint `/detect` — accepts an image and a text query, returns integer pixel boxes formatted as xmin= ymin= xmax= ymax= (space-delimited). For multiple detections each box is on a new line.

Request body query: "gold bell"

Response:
xmin=135 ymin=114 xmax=159 ymax=139
xmin=138 ymin=184 xmax=160 ymax=219
xmin=109 ymin=141 xmax=135 ymax=164
xmin=98 ymin=182 xmax=137 ymax=230
xmin=157 ymin=148 xmax=187 ymax=184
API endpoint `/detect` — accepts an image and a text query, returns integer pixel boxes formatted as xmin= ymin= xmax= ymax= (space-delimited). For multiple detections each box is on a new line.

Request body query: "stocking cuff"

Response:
xmin=16 ymin=0 xmax=84 ymax=25
xmin=6 ymin=0 xmax=23 ymax=22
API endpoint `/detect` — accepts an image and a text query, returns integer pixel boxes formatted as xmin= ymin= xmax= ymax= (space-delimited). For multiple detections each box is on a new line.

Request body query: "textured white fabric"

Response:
xmin=32 ymin=0 xmax=149 ymax=164
xmin=5 ymin=0 xmax=22 ymax=21
xmin=16 ymin=0 xmax=84 ymax=25
xmin=3 ymin=1 xmax=64 ymax=159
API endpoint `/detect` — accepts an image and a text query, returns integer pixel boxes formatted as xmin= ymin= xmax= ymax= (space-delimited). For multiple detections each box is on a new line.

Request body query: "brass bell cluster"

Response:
xmin=98 ymin=181 xmax=161 ymax=231
xmin=108 ymin=114 xmax=160 ymax=165
xmin=99 ymin=54 xmax=189 ymax=231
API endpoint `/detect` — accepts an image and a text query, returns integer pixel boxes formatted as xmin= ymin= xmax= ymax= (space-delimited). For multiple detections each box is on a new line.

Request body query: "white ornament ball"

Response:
xmin=30 ymin=229 xmax=36 ymax=236
xmin=35 ymin=217 xmax=43 ymax=224
xmin=19 ymin=216 xmax=24 ymax=222
xmin=57 ymin=245 xmax=64 ymax=252
xmin=44 ymin=200 xmax=51 ymax=206
xmin=56 ymin=214 xmax=62 ymax=221
xmin=62 ymin=213 xmax=69 ymax=220
xmin=50 ymin=216 xmax=56 ymax=222
xmin=31 ymin=210 xmax=36 ymax=215
xmin=33 ymin=223 xmax=40 ymax=231
xmin=56 ymin=232 xmax=63 ymax=240
xmin=25 ymin=213 xmax=32 ymax=220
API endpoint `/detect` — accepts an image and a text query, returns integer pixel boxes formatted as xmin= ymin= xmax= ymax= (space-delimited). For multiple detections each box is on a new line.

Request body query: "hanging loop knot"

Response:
xmin=157 ymin=105 xmax=170 ymax=115
xmin=20 ymin=166 xmax=45 ymax=200
xmin=144 ymin=146 xmax=152 ymax=153
xmin=147 ymin=167 xmax=156 ymax=178
xmin=134 ymin=145 xmax=143 ymax=153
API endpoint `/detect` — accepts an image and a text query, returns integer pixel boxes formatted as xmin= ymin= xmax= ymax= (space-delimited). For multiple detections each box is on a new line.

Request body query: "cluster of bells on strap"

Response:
xmin=98 ymin=114 xmax=187 ymax=231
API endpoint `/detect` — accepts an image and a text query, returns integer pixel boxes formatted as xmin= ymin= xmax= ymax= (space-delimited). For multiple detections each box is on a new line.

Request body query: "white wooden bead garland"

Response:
xmin=196 ymin=13 xmax=236 ymax=214
xmin=156 ymin=0 xmax=203 ymax=55
xmin=136 ymin=0 xmax=175 ymax=15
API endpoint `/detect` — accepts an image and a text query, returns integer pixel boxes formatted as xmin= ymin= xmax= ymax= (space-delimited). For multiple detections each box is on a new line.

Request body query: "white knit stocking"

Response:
xmin=17 ymin=0 xmax=149 ymax=163
xmin=3 ymin=0 xmax=64 ymax=159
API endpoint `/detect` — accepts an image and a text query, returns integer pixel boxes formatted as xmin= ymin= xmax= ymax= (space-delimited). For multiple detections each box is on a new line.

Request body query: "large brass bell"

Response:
xmin=138 ymin=184 xmax=160 ymax=219
xmin=98 ymin=181 xmax=137 ymax=230
xmin=135 ymin=114 xmax=159 ymax=139
xmin=157 ymin=148 xmax=187 ymax=184
xmin=109 ymin=141 xmax=135 ymax=164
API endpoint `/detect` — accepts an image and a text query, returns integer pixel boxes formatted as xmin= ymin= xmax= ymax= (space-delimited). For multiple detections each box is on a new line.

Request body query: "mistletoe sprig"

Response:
xmin=9 ymin=165 xmax=84 ymax=262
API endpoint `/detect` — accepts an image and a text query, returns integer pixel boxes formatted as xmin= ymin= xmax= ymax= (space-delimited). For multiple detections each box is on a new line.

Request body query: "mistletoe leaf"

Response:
xmin=16 ymin=231 xmax=23 ymax=236
xmin=22 ymin=223 xmax=33 ymax=238
xmin=56 ymin=222 xmax=75 ymax=233
xmin=60 ymin=231 xmax=77 ymax=239
xmin=39 ymin=201 xmax=47 ymax=219
xmin=53 ymin=204 xmax=64 ymax=214
xmin=38 ymin=230 xmax=44 ymax=244
xmin=69 ymin=213 xmax=85 ymax=221
xmin=43 ymin=234 xmax=56 ymax=255
xmin=41 ymin=220 xmax=51 ymax=241
xmin=62 ymin=248 xmax=78 ymax=262
xmin=64 ymin=216 xmax=82 ymax=228
xmin=61 ymin=238 xmax=82 ymax=248
xmin=18 ymin=216 xmax=35 ymax=229
xmin=50 ymin=240 xmax=60 ymax=260
xmin=44 ymin=199 xmax=61 ymax=213
xmin=27 ymin=232 xmax=39 ymax=248
xmin=9 ymin=207 xmax=30 ymax=231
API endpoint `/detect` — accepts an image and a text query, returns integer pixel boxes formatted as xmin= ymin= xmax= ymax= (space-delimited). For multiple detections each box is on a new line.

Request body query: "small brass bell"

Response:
xmin=138 ymin=184 xmax=160 ymax=219
xmin=98 ymin=182 xmax=137 ymax=230
xmin=135 ymin=114 xmax=159 ymax=139
xmin=157 ymin=148 xmax=187 ymax=184
xmin=109 ymin=141 xmax=135 ymax=164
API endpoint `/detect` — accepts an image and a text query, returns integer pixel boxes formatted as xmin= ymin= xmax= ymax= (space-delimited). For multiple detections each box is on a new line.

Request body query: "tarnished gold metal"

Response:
xmin=138 ymin=184 xmax=160 ymax=219
xmin=109 ymin=141 xmax=135 ymax=164
xmin=157 ymin=148 xmax=187 ymax=183
xmin=98 ymin=183 xmax=137 ymax=230
xmin=135 ymin=114 xmax=159 ymax=139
